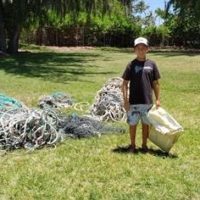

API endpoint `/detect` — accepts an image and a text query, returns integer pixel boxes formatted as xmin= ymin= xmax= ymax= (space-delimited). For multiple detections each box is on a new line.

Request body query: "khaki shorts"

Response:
xmin=127 ymin=104 xmax=152 ymax=126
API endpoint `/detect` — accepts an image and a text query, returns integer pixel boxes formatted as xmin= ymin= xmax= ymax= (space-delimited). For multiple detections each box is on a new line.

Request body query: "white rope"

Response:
xmin=90 ymin=77 xmax=126 ymax=122
xmin=0 ymin=108 xmax=62 ymax=151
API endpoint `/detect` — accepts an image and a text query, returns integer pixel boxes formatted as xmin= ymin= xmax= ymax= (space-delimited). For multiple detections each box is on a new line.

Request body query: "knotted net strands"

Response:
xmin=0 ymin=107 xmax=62 ymax=151
xmin=0 ymin=108 xmax=125 ymax=151
xmin=0 ymin=94 xmax=25 ymax=111
xmin=39 ymin=92 xmax=73 ymax=109
xmin=0 ymin=94 xmax=125 ymax=152
xmin=90 ymin=77 xmax=126 ymax=122
xmin=58 ymin=114 xmax=125 ymax=139
xmin=0 ymin=79 xmax=128 ymax=152
xmin=39 ymin=92 xmax=90 ymax=112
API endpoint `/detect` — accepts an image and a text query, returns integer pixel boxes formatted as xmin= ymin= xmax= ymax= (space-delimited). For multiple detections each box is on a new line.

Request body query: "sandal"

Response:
xmin=141 ymin=145 xmax=149 ymax=153
xmin=128 ymin=145 xmax=136 ymax=153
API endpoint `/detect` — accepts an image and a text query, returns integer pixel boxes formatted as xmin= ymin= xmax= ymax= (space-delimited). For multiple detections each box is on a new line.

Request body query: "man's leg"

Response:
xmin=142 ymin=123 xmax=149 ymax=150
xmin=127 ymin=105 xmax=139 ymax=152
xmin=129 ymin=125 xmax=137 ymax=151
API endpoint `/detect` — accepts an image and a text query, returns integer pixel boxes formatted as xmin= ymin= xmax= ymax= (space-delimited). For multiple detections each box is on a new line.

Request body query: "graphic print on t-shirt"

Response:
xmin=135 ymin=65 xmax=143 ymax=73
xmin=143 ymin=66 xmax=152 ymax=70
xmin=143 ymin=66 xmax=153 ymax=73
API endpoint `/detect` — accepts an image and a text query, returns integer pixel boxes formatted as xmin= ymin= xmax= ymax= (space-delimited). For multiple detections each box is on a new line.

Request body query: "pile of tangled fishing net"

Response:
xmin=90 ymin=77 xmax=126 ymax=122
xmin=39 ymin=92 xmax=90 ymax=112
xmin=58 ymin=114 xmax=125 ymax=139
xmin=0 ymin=94 xmax=125 ymax=152
xmin=0 ymin=76 xmax=128 ymax=152
xmin=0 ymin=108 xmax=61 ymax=151
xmin=39 ymin=92 xmax=73 ymax=109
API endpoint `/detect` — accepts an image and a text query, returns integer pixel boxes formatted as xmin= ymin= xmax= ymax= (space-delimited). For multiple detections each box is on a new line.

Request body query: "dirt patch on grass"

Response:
xmin=46 ymin=46 xmax=95 ymax=52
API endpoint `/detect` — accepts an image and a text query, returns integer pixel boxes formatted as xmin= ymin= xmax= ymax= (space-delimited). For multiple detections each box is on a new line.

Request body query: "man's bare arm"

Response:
xmin=121 ymin=80 xmax=129 ymax=111
xmin=153 ymin=80 xmax=160 ymax=108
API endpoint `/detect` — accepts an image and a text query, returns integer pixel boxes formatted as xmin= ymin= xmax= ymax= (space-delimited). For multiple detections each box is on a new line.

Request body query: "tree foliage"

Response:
xmin=166 ymin=0 xmax=200 ymax=47
xmin=0 ymin=0 xmax=115 ymax=53
xmin=1 ymin=0 xmax=200 ymax=53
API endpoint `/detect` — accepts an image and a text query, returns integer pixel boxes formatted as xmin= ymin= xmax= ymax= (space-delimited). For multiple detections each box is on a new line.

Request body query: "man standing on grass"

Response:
xmin=121 ymin=37 xmax=161 ymax=153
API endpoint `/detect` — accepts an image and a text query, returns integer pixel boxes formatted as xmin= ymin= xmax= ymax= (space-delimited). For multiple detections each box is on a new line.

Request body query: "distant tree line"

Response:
xmin=0 ymin=0 xmax=200 ymax=54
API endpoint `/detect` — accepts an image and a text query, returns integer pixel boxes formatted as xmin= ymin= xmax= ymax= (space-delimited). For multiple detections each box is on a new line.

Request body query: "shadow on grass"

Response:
xmin=0 ymin=51 xmax=115 ymax=83
xmin=112 ymin=145 xmax=178 ymax=158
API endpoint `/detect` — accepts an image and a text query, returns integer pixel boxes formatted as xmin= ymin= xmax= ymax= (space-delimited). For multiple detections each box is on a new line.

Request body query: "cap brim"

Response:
xmin=134 ymin=42 xmax=148 ymax=47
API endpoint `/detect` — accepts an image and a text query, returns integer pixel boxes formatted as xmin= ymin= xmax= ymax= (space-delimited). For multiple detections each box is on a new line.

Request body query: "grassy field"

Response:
xmin=0 ymin=46 xmax=200 ymax=200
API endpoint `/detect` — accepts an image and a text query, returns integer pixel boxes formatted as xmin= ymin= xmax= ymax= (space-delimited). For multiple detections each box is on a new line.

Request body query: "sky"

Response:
xmin=144 ymin=0 xmax=166 ymax=12
xmin=143 ymin=0 xmax=168 ymax=25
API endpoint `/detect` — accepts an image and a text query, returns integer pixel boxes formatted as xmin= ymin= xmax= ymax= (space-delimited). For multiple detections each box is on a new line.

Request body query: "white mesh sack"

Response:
xmin=147 ymin=105 xmax=183 ymax=152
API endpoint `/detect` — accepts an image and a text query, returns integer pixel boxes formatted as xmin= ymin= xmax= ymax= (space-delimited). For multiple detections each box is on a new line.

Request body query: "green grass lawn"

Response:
xmin=0 ymin=46 xmax=200 ymax=200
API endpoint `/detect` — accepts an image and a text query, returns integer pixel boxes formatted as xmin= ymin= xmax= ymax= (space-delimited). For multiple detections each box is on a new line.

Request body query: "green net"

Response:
xmin=0 ymin=94 xmax=23 ymax=111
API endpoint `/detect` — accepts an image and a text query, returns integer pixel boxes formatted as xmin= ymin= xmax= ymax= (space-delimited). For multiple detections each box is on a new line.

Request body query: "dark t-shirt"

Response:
xmin=122 ymin=59 xmax=161 ymax=105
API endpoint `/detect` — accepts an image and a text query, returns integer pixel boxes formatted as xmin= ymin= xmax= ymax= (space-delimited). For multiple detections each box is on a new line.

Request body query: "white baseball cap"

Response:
xmin=134 ymin=37 xmax=148 ymax=47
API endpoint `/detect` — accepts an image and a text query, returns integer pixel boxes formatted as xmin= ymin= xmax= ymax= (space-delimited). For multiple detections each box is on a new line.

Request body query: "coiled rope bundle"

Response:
xmin=0 ymin=108 xmax=62 ymax=151
xmin=90 ymin=77 xmax=126 ymax=122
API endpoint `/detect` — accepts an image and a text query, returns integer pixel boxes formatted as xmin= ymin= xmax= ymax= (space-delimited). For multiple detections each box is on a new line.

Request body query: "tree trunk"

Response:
xmin=0 ymin=2 xmax=6 ymax=53
xmin=7 ymin=24 xmax=20 ymax=54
